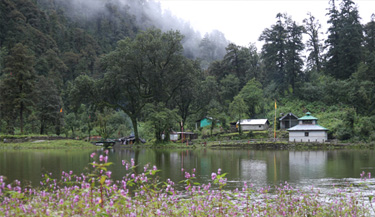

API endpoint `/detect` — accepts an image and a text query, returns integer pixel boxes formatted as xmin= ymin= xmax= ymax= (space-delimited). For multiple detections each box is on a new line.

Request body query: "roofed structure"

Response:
xmin=288 ymin=112 xmax=328 ymax=143
xmin=237 ymin=119 xmax=269 ymax=131
xmin=279 ymin=113 xmax=299 ymax=129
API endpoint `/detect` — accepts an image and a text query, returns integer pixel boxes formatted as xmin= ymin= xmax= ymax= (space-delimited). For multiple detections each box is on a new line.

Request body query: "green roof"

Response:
xmin=298 ymin=112 xmax=318 ymax=120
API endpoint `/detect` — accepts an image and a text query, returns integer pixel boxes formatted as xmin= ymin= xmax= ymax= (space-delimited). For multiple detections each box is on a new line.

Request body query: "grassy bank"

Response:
xmin=0 ymin=139 xmax=97 ymax=149
xmin=204 ymin=140 xmax=374 ymax=150
xmin=124 ymin=139 xmax=374 ymax=150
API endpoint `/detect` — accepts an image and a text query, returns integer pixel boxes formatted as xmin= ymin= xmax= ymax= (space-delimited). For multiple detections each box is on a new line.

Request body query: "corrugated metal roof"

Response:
xmin=238 ymin=119 xmax=269 ymax=125
xmin=288 ymin=124 xmax=328 ymax=131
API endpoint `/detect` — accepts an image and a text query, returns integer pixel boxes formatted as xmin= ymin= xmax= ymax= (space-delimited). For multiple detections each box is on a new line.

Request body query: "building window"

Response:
xmin=259 ymin=125 xmax=261 ymax=128
xmin=305 ymin=132 xmax=309 ymax=137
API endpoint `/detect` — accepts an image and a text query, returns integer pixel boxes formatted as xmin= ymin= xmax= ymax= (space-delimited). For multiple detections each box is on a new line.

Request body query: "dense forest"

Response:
xmin=0 ymin=0 xmax=374 ymax=143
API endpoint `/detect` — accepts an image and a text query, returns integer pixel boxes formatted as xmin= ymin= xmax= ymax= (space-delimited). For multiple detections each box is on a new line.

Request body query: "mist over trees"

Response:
xmin=1 ymin=0 xmax=375 ymax=142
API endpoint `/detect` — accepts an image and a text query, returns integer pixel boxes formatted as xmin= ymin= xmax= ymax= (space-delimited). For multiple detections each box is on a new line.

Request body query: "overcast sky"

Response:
xmin=157 ymin=0 xmax=375 ymax=49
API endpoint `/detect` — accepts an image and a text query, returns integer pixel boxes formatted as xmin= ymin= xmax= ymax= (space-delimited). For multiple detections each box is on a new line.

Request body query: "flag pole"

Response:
xmin=274 ymin=99 xmax=277 ymax=141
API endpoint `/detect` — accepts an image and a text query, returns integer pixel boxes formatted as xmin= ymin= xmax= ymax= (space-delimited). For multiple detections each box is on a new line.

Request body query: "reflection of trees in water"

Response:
xmin=2 ymin=148 xmax=374 ymax=189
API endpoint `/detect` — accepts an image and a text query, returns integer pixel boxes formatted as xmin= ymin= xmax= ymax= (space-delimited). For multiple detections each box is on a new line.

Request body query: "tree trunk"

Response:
xmin=238 ymin=117 xmax=242 ymax=135
xmin=88 ymin=122 xmax=91 ymax=141
xmin=20 ymin=101 xmax=24 ymax=135
xmin=130 ymin=116 xmax=140 ymax=144
xmin=155 ymin=129 xmax=162 ymax=142
xmin=40 ymin=121 xmax=45 ymax=135
xmin=71 ymin=127 xmax=75 ymax=138
xmin=165 ymin=131 xmax=170 ymax=142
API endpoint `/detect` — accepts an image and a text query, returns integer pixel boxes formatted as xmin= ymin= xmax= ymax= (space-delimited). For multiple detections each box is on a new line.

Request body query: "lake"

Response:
xmin=0 ymin=147 xmax=374 ymax=192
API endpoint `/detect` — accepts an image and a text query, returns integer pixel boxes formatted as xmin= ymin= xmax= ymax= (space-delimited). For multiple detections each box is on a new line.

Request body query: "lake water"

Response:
xmin=0 ymin=147 xmax=374 ymax=192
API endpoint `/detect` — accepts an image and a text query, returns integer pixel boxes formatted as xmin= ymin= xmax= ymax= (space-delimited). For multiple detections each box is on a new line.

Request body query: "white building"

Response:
xmin=237 ymin=119 xmax=269 ymax=131
xmin=288 ymin=112 xmax=328 ymax=143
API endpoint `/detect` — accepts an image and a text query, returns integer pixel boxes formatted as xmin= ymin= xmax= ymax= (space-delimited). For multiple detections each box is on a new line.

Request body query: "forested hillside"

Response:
xmin=0 ymin=0 xmax=374 ymax=143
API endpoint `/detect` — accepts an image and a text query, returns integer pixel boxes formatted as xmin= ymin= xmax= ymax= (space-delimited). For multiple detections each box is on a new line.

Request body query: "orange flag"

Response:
xmin=60 ymin=108 xmax=63 ymax=113
xmin=275 ymin=99 xmax=277 ymax=109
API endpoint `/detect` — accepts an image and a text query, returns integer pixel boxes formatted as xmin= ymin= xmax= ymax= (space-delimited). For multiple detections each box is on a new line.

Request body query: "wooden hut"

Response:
xmin=279 ymin=113 xmax=299 ymax=129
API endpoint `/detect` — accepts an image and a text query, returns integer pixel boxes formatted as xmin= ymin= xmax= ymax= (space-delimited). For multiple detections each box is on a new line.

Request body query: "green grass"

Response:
xmin=219 ymin=130 xmax=270 ymax=140
xmin=0 ymin=134 xmax=49 ymax=141
xmin=0 ymin=139 xmax=97 ymax=149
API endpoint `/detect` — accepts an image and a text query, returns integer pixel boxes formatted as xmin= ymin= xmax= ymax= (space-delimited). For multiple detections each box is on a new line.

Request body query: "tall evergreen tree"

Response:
xmin=1 ymin=43 xmax=36 ymax=134
xmin=259 ymin=13 xmax=287 ymax=90
xmin=35 ymin=76 xmax=62 ymax=134
xmin=364 ymin=14 xmax=375 ymax=53
xmin=303 ymin=12 xmax=324 ymax=73
xmin=285 ymin=21 xmax=304 ymax=93
xmin=325 ymin=0 xmax=363 ymax=79
xmin=259 ymin=13 xmax=304 ymax=94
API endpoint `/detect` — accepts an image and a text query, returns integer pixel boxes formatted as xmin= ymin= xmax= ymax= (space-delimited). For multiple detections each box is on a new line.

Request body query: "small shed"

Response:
xmin=288 ymin=112 xmax=328 ymax=143
xmin=196 ymin=117 xmax=213 ymax=129
xmin=169 ymin=132 xmax=198 ymax=141
xmin=279 ymin=113 xmax=299 ymax=129
xmin=237 ymin=119 xmax=270 ymax=131
xmin=229 ymin=122 xmax=237 ymax=132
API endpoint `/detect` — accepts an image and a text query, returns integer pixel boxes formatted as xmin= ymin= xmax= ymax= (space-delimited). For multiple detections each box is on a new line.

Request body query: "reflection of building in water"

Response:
xmin=236 ymin=151 xmax=290 ymax=185
xmin=240 ymin=160 xmax=267 ymax=183
xmin=288 ymin=151 xmax=327 ymax=180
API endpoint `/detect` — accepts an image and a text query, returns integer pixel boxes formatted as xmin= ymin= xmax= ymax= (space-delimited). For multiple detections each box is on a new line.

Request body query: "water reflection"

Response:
xmin=0 ymin=148 xmax=374 ymax=189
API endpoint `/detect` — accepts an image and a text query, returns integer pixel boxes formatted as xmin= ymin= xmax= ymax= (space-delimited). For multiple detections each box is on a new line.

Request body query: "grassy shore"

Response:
xmin=119 ymin=138 xmax=375 ymax=150
xmin=0 ymin=139 xmax=97 ymax=149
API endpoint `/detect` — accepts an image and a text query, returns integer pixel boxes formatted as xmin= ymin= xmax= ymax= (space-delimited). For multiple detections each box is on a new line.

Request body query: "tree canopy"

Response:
xmin=1 ymin=0 xmax=375 ymax=142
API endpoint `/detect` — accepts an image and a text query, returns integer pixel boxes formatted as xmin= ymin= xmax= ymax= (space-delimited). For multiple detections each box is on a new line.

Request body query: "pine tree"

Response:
xmin=303 ymin=13 xmax=324 ymax=73
xmin=35 ymin=76 xmax=62 ymax=135
xmin=1 ymin=43 xmax=36 ymax=134
xmin=285 ymin=20 xmax=304 ymax=93
xmin=259 ymin=13 xmax=304 ymax=94
xmin=325 ymin=0 xmax=363 ymax=79
xmin=364 ymin=14 xmax=375 ymax=53
xmin=259 ymin=13 xmax=288 ymax=90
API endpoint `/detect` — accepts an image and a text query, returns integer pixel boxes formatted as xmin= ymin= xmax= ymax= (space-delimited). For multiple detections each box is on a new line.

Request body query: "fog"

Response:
xmin=38 ymin=0 xmax=229 ymax=62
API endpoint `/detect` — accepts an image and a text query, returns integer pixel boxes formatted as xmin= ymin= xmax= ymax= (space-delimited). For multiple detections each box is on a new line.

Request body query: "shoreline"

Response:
xmin=0 ymin=136 xmax=373 ymax=150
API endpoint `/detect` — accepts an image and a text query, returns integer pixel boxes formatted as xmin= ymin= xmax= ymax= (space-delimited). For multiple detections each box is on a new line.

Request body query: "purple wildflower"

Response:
xmin=211 ymin=172 xmax=217 ymax=180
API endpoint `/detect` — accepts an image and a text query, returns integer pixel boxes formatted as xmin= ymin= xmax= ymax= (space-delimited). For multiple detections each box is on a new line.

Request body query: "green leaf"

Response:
xmin=100 ymin=176 xmax=107 ymax=185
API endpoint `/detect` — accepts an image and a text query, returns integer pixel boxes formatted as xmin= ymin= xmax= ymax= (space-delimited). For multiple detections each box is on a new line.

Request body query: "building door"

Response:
xmin=284 ymin=121 xmax=289 ymax=129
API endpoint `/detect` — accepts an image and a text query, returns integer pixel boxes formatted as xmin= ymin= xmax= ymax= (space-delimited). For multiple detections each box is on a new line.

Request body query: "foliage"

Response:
xmin=34 ymin=76 xmax=63 ymax=135
xmin=303 ymin=12 xmax=324 ymax=73
xmin=325 ymin=0 xmax=363 ymax=79
xmin=1 ymin=0 xmax=375 ymax=142
xmin=237 ymin=79 xmax=264 ymax=118
xmin=0 ymin=43 xmax=36 ymax=134
xmin=259 ymin=13 xmax=304 ymax=94
xmin=229 ymin=95 xmax=246 ymax=135
xmin=144 ymin=103 xmax=180 ymax=142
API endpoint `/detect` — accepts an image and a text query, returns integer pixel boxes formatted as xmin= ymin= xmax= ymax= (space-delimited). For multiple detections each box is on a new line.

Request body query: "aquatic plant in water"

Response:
xmin=0 ymin=151 xmax=373 ymax=216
